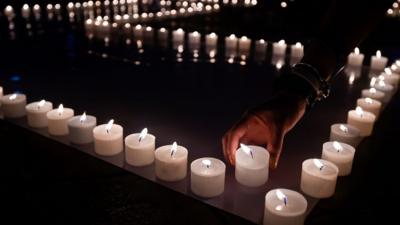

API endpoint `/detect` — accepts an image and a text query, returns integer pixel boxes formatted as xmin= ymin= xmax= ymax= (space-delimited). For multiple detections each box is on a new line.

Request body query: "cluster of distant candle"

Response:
xmin=386 ymin=0 xmax=400 ymax=17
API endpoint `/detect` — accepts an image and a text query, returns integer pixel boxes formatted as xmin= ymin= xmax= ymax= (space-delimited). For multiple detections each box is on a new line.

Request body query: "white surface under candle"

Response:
xmin=356 ymin=97 xmax=382 ymax=117
xmin=26 ymin=100 xmax=53 ymax=128
xmin=347 ymin=107 xmax=376 ymax=137
xmin=93 ymin=121 xmax=124 ymax=156
xmin=300 ymin=159 xmax=339 ymax=198
xmin=155 ymin=143 xmax=188 ymax=182
xmin=68 ymin=114 xmax=97 ymax=144
xmin=263 ymin=189 xmax=307 ymax=225
xmin=273 ymin=40 xmax=287 ymax=56
xmin=1 ymin=94 xmax=27 ymax=118
xmin=330 ymin=124 xmax=361 ymax=147
xmin=370 ymin=50 xmax=388 ymax=71
xmin=322 ymin=141 xmax=355 ymax=176
xmin=46 ymin=106 xmax=74 ymax=136
xmin=235 ymin=145 xmax=269 ymax=187
xmin=361 ymin=88 xmax=385 ymax=102
xmin=191 ymin=157 xmax=226 ymax=198
xmin=125 ymin=132 xmax=156 ymax=166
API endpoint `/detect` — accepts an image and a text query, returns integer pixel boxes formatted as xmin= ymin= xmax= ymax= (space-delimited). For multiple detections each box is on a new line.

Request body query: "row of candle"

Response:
xmin=347 ymin=48 xmax=389 ymax=71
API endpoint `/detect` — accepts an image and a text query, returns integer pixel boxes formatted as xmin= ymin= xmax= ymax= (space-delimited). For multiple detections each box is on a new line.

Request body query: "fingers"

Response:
xmin=267 ymin=130 xmax=284 ymax=169
xmin=222 ymin=124 xmax=247 ymax=166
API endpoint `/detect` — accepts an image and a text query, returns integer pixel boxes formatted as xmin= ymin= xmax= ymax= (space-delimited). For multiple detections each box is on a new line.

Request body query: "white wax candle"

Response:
xmin=356 ymin=97 xmax=382 ymax=117
xmin=190 ymin=157 xmax=226 ymax=198
xmin=134 ymin=24 xmax=143 ymax=40
xmin=188 ymin=31 xmax=201 ymax=49
xmin=46 ymin=104 xmax=74 ymax=136
xmin=1 ymin=93 xmax=27 ymax=118
xmin=391 ymin=63 xmax=400 ymax=74
xmin=263 ymin=189 xmax=307 ymax=225
xmin=291 ymin=42 xmax=304 ymax=59
xmin=330 ymin=124 xmax=361 ymax=147
xmin=4 ymin=5 xmax=14 ymax=18
xmin=125 ymin=128 xmax=156 ymax=166
xmin=225 ymin=34 xmax=238 ymax=53
xmin=155 ymin=142 xmax=188 ymax=182
xmin=93 ymin=119 xmax=124 ymax=156
xmin=272 ymin=40 xmax=287 ymax=56
xmin=383 ymin=68 xmax=400 ymax=87
xmin=347 ymin=47 xmax=364 ymax=67
xmin=370 ymin=50 xmax=388 ymax=71
xmin=347 ymin=106 xmax=376 ymax=137
xmin=361 ymin=88 xmax=385 ymax=102
xmin=144 ymin=26 xmax=153 ymax=40
xmin=68 ymin=112 xmax=97 ymax=144
xmin=255 ymin=39 xmax=267 ymax=54
xmin=0 ymin=86 xmax=3 ymax=97
xmin=21 ymin=4 xmax=31 ymax=19
xmin=235 ymin=144 xmax=269 ymax=187
xmin=300 ymin=158 xmax=339 ymax=198
xmin=205 ymin=32 xmax=218 ymax=48
xmin=172 ymin=28 xmax=185 ymax=44
xmin=373 ymin=80 xmax=394 ymax=103
xmin=26 ymin=100 xmax=53 ymax=128
xmin=158 ymin=27 xmax=168 ymax=41
xmin=322 ymin=141 xmax=356 ymax=176
xmin=238 ymin=36 xmax=251 ymax=57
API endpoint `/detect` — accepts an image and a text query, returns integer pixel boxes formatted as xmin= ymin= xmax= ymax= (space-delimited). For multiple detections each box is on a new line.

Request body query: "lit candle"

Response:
xmin=370 ymin=50 xmax=388 ymax=71
xmin=347 ymin=106 xmax=376 ymax=137
xmin=158 ymin=27 xmax=168 ymax=41
xmin=382 ymin=68 xmax=400 ymax=88
xmin=93 ymin=119 xmax=124 ymax=156
xmin=188 ymin=31 xmax=201 ymax=50
xmin=291 ymin=42 xmax=304 ymax=59
xmin=356 ymin=97 xmax=382 ymax=117
xmin=255 ymin=39 xmax=267 ymax=54
xmin=46 ymin=104 xmax=74 ymax=136
xmin=1 ymin=93 xmax=27 ymax=118
xmin=238 ymin=36 xmax=251 ymax=57
xmin=391 ymin=62 xmax=400 ymax=74
xmin=330 ymin=124 xmax=361 ymax=147
xmin=225 ymin=34 xmax=238 ymax=54
xmin=155 ymin=142 xmax=188 ymax=182
xmin=172 ymin=28 xmax=185 ymax=44
xmin=300 ymin=159 xmax=339 ymax=198
xmin=322 ymin=141 xmax=356 ymax=176
xmin=372 ymin=79 xmax=394 ymax=103
xmin=263 ymin=189 xmax=307 ymax=225
xmin=346 ymin=47 xmax=364 ymax=67
xmin=0 ymin=86 xmax=3 ymax=97
xmin=272 ymin=40 xmax=287 ymax=56
xmin=190 ymin=157 xmax=226 ymax=198
xmin=134 ymin=24 xmax=143 ymax=40
xmin=4 ymin=5 xmax=14 ymax=18
xmin=21 ymin=4 xmax=31 ymax=19
xmin=205 ymin=32 xmax=218 ymax=49
xmin=235 ymin=144 xmax=269 ymax=187
xmin=125 ymin=128 xmax=156 ymax=166
xmin=67 ymin=112 xmax=97 ymax=144
xmin=361 ymin=87 xmax=385 ymax=102
xmin=144 ymin=26 xmax=153 ymax=41
xmin=26 ymin=99 xmax=53 ymax=128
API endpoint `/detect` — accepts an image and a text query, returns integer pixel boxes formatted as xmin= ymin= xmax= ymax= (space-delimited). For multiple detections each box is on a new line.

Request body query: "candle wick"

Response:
xmin=284 ymin=197 xmax=288 ymax=206
xmin=138 ymin=137 xmax=142 ymax=143
xmin=206 ymin=164 xmax=210 ymax=169
xmin=170 ymin=150 xmax=175 ymax=158
xmin=106 ymin=129 xmax=110 ymax=134
xmin=250 ymin=150 xmax=254 ymax=159
xmin=320 ymin=166 xmax=324 ymax=171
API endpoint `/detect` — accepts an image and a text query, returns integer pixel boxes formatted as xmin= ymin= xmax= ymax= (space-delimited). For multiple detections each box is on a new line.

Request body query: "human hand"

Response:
xmin=222 ymin=90 xmax=307 ymax=168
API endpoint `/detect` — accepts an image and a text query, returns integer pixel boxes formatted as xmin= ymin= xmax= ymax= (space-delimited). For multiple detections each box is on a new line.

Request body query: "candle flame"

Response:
xmin=354 ymin=47 xmax=360 ymax=55
xmin=295 ymin=42 xmax=302 ymax=48
xmin=229 ymin=34 xmax=236 ymax=39
xmin=209 ymin=32 xmax=216 ymax=38
xmin=385 ymin=68 xmax=392 ymax=75
xmin=38 ymin=99 xmax=46 ymax=109
xmin=378 ymin=75 xmax=385 ymax=81
xmin=240 ymin=143 xmax=254 ymax=159
xmin=370 ymin=77 xmax=377 ymax=87
xmin=160 ymin=27 xmax=166 ymax=32
xmin=378 ymin=80 xmax=386 ymax=87
xmin=57 ymin=104 xmax=64 ymax=115
xmin=259 ymin=39 xmax=265 ymax=44
xmin=396 ymin=60 xmax=400 ymax=67
xmin=22 ymin=4 xmax=30 ymax=10
xmin=278 ymin=39 xmax=285 ymax=45
xmin=376 ymin=50 xmax=381 ymax=58
xmin=80 ymin=112 xmax=87 ymax=123
xmin=106 ymin=119 xmax=114 ymax=133
xmin=340 ymin=124 xmax=348 ymax=133
xmin=365 ymin=97 xmax=373 ymax=104
xmin=170 ymin=141 xmax=178 ymax=157
xmin=356 ymin=106 xmax=364 ymax=117
xmin=333 ymin=141 xmax=343 ymax=152
xmin=9 ymin=94 xmax=17 ymax=100
xmin=313 ymin=159 xmax=324 ymax=170
xmin=135 ymin=24 xmax=142 ymax=30
xmin=276 ymin=189 xmax=288 ymax=205
xmin=177 ymin=28 xmax=184 ymax=33
xmin=240 ymin=36 xmax=248 ymax=41
xmin=192 ymin=31 xmax=199 ymax=36
xmin=138 ymin=127 xmax=148 ymax=142
xmin=202 ymin=159 xmax=212 ymax=168
xmin=369 ymin=88 xmax=377 ymax=94
xmin=348 ymin=74 xmax=355 ymax=85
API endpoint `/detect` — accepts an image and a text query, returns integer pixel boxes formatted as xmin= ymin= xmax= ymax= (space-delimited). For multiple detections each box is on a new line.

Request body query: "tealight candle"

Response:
xmin=330 ymin=124 xmax=361 ymax=147
xmin=255 ymin=39 xmax=267 ymax=54
xmin=26 ymin=100 xmax=53 ymax=128
xmin=188 ymin=31 xmax=201 ymax=49
xmin=373 ymin=80 xmax=394 ymax=103
xmin=155 ymin=142 xmax=188 ymax=182
xmin=144 ymin=26 xmax=153 ymax=40
xmin=347 ymin=106 xmax=376 ymax=137
xmin=4 ymin=5 xmax=14 ymax=18
xmin=361 ymin=88 xmax=385 ymax=102
xmin=21 ymin=4 xmax=31 ymax=19
xmin=205 ymin=32 xmax=218 ymax=49
xmin=93 ymin=119 xmax=124 ymax=156
xmin=172 ymin=28 xmax=185 ymax=44
xmin=134 ymin=24 xmax=143 ymax=40
xmin=125 ymin=128 xmax=156 ymax=166
xmin=356 ymin=97 xmax=382 ymax=117
xmin=235 ymin=144 xmax=269 ymax=187
xmin=1 ymin=93 xmax=27 ymax=118
xmin=291 ymin=42 xmax=304 ymax=59
xmin=382 ymin=68 xmax=400 ymax=87
xmin=68 ymin=112 xmax=97 ymax=144
xmin=272 ymin=40 xmax=287 ymax=56
xmin=225 ymin=34 xmax=238 ymax=53
xmin=347 ymin=47 xmax=364 ymax=67
xmin=238 ymin=36 xmax=251 ymax=56
xmin=46 ymin=104 xmax=74 ymax=136
xmin=0 ymin=86 xmax=3 ymax=97
xmin=158 ymin=27 xmax=168 ymax=41
xmin=190 ymin=157 xmax=226 ymax=198
xmin=322 ymin=141 xmax=356 ymax=176
xmin=263 ymin=189 xmax=307 ymax=225
xmin=370 ymin=50 xmax=388 ymax=71
xmin=300 ymin=158 xmax=339 ymax=198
